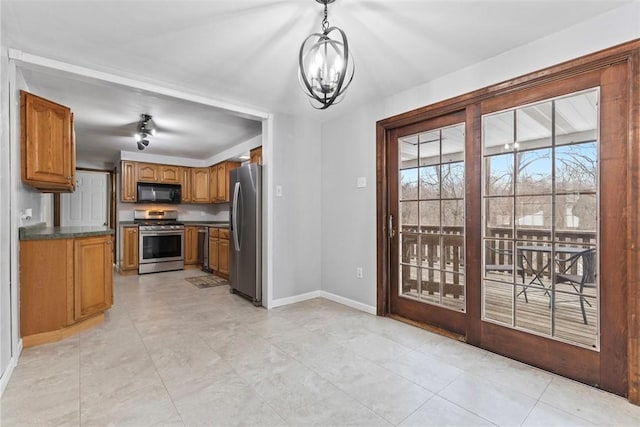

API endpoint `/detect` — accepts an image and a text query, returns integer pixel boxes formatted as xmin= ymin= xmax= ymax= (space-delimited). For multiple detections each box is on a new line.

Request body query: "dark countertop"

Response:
xmin=20 ymin=224 xmax=114 ymax=241
xmin=184 ymin=221 xmax=230 ymax=228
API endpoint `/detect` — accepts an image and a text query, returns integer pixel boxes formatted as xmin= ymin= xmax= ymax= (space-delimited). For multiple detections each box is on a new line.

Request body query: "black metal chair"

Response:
xmin=555 ymin=248 xmax=597 ymax=325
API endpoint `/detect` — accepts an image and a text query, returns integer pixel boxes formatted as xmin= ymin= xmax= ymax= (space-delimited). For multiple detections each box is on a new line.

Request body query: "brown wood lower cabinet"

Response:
xmin=209 ymin=232 xmax=219 ymax=272
xmin=120 ymin=226 xmax=138 ymax=272
xmin=207 ymin=227 xmax=230 ymax=278
xmin=184 ymin=226 xmax=199 ymax=265
xmin=20 ymin=234 xmax=114 ymax=347
xmin=74 ymin=236 xmax=113 ymax=321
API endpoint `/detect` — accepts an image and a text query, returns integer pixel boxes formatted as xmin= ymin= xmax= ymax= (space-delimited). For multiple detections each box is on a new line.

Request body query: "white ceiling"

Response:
xmin=2 ymin=0 xmax=631 ymax=165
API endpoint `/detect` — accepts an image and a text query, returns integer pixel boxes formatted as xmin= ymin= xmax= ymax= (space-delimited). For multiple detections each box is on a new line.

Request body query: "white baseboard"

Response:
xmin=269 ymin=291 xmax=322 ymax=309
xmin=319 ymin=291 xmax=377 ymax=315
xmin=0 ymin=338 xmax=23 ymax=397
xmin=268 ymin=290 xmax=376 ymax=315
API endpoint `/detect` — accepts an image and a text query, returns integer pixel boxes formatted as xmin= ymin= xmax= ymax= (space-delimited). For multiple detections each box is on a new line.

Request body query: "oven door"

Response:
xmin=139 ymin=230 xmax=184 ymax=264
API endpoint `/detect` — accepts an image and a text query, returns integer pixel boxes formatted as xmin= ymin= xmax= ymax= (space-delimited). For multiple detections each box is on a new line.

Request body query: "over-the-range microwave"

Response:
xmin=137 ymin=182 xmax=181 ymax=204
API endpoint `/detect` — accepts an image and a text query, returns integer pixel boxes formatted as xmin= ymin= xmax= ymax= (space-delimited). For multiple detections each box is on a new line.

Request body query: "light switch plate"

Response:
xmin=356 ymin=176 xmax=367 ymax=188
xmin=275 ymin=185 xmax=283 ymax=197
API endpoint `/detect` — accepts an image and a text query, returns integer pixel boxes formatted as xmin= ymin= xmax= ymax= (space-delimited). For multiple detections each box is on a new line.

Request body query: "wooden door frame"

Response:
xmin=376 ymin=38 xmax=640 ymax=403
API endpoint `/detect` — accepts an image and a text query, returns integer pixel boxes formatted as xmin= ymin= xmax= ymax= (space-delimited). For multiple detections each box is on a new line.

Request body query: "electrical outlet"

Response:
xmin=356 ymin=267 xmax=363 ymax=279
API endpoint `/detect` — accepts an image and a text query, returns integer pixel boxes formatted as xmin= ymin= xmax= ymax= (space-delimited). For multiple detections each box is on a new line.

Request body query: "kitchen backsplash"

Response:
xmin=118 ymin=203 xmax=229 ymax=222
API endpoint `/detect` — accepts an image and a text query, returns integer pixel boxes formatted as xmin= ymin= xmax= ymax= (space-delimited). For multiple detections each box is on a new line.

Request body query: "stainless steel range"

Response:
xmin=134 ymin=209 xmax=184 ymax=274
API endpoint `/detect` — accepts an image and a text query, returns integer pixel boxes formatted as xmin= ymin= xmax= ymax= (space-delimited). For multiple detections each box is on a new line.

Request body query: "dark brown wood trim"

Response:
xmin=481 ymin=321 xmax=600 ymax=386
xmin=378 ymin=39 xmax=640 ymax=130
xmin=376 ymin=123 xmax=389 ymax=316
xmin=598 ymin=61 xmax=629 ymax=396
xmin=464 ymin=103 xmax=482 ymax=347
xmin=628 ymin=51 xmax=640 ymax=405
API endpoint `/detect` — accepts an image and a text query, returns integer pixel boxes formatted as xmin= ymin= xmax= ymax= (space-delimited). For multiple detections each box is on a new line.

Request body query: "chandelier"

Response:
xmin=298 ymin=0 xmax=354 ymax=109
xmin=134 ymin=114 xmax=156 ymax=150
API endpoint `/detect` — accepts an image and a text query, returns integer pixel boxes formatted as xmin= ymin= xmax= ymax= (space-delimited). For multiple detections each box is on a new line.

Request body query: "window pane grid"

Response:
xmin=399 ymin=123 xmax=466 ymax=312
xmin=481 ymin=88 xmax=600 ymax=350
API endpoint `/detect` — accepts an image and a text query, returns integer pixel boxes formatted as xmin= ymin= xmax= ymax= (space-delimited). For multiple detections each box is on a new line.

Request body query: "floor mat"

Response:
xmin=185 ymin=275 xmax=229 ymax=289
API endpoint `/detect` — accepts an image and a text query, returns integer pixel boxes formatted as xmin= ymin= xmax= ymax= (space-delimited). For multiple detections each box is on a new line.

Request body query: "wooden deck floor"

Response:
xmin=401 ymin=273 xmax=598 ymax=349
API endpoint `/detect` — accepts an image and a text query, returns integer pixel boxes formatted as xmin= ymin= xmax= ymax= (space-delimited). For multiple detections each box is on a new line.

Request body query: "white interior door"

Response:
xmin=61 ymin=171 xmax=109 ymax=227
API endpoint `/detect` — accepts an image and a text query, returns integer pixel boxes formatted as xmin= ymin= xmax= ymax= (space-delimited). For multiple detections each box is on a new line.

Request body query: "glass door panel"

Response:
xmin=398 ymin=123 xmax=466 ymax=312
xmin=481 ymin=88 xmax=600 ymax=350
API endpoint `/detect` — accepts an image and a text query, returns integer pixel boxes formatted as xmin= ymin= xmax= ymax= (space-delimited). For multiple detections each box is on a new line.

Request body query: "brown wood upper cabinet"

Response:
xmin=159 ymin=165 xmax=180 ymax=184
xmin=250 ymin=146 xmax=262 ymax=165
xmin=212 ymin=161 xmax=240 ymax=203
xmin=191 ymin=167 xmax=210 ymax=203
xmin=120 ymin=161 xmax=137 ymax=202
xmin=180 ymin=167 xmax=192 ymax=203
xmin=20 ymin=91 xmax=76 ymax=192
xmin=136 ymin=162 xmax=159 ymax=182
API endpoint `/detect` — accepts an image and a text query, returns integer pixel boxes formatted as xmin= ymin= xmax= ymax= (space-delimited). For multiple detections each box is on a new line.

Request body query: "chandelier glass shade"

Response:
xmin=134 ymin=114 xmax=156 ymax=150
xmin=298 ymin=0 xmax=354 ymax=109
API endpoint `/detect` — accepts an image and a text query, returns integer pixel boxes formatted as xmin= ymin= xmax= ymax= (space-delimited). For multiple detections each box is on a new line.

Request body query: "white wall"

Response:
xmin=270 ymin=113 xmax=322 ymax=302
xmin=319 ymin=2 xmax=640 ymax=308
xmin=0 ymin=42 xmax=13 ymax=391
xmin=321 ymin=103 xmax=383 ymax=308
xmin=1 ymin=50 xmax=55 ymax=394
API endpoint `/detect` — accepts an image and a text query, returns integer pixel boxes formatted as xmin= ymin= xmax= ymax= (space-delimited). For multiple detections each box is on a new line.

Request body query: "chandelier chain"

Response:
xmin=322 ymin=2 xmax=329 ymax=33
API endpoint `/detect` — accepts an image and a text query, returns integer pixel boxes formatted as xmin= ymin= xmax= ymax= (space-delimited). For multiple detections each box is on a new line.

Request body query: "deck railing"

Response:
xmin=401 ymin=225 xmax=596 ymax=279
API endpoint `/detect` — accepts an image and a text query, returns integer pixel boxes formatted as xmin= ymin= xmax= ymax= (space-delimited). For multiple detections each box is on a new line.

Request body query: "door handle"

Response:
xmin=232 ymin=182 xmax=240 ymax=251
xmin=388 ymin=214 xmax=396 ymax=239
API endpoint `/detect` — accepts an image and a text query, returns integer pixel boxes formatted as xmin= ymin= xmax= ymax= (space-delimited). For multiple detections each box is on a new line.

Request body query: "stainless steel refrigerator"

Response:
xmin=229 ymin=163 xmax=262 ymax=306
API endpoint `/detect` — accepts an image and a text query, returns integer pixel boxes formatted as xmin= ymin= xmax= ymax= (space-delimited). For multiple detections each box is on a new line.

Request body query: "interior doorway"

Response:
xmin=60 ymin=170 xmax=110 ymax=227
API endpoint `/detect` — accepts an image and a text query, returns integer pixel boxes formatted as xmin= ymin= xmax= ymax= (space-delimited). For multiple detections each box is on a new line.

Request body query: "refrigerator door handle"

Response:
xmin=232 ymin=182 xmax=241 ymax=251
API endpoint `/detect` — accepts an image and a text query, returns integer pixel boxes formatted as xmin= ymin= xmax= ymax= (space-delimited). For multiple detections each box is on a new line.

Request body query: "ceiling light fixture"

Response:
xmin=134 ymin=114 xmax=156 ymax=150
xmin=298 ymin=0 xmax=354 ymax=109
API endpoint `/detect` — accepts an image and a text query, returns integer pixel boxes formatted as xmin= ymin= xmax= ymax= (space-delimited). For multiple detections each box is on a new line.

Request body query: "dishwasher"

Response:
xmin=197 ymin=226 xmax=212 ymax=273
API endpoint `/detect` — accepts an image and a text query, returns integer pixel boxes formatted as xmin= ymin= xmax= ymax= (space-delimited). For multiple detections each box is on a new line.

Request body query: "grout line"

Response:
xmin=125 ymin=284 xmax=187 ymax=426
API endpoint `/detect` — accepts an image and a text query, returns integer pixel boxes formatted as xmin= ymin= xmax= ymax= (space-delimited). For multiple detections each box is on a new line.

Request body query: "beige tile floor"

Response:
xmin=2 ymin=269 xmax=640 ymax=426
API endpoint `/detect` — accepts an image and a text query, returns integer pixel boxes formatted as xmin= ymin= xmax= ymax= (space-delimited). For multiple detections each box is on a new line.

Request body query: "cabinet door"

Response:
xmin=160 ymin=165 xmax=180 ymax=184
xmin=74 ymin=236 xmax=113 ymax=321
xmin=121 ymin=226 xmax=139 ymax=271
xmin=136 ymin=163 xmax=159 ymax=182
xmin=191 ymin=168 xmax=210 ymax=203
xmin=20 ymin=91 xmax=74 ymax=191
xmin=209 ymin=236 xmax=219 ymax=271
xmin=210 ymin=166 xmax=218 ymax=202
xmin=184 ymin=226 xmax=199 ymax=265
xmin=250 ymin=146 xmax=262 ymax=165
xmin=121 ymin=161 xmax=137 ymax=202
xmin=219 ymin=238 xmax=229 ymax=275
xmin=20 ymin=239 xmax=74 ymax=336
xmin=217 ymin=164 xmax=226 ymax=201
xmin=180 ymin=167 xmax=192 ymax=203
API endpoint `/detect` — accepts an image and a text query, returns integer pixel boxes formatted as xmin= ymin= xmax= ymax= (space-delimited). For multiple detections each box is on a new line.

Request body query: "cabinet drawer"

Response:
xmin=219 ymin=229 xmax=230 ymax=239
xmin=209 ymin=228 xmax=219 ymax=237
